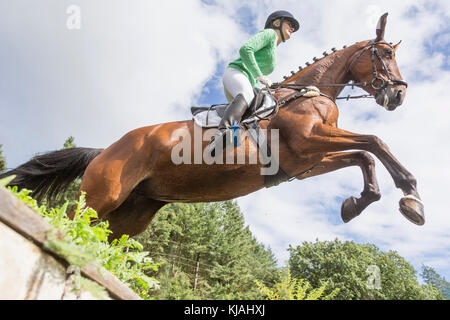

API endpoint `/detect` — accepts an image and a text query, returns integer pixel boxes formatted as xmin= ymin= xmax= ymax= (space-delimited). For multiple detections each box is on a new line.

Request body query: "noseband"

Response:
xmin=347 ymin=40 xmax=408 ymax=92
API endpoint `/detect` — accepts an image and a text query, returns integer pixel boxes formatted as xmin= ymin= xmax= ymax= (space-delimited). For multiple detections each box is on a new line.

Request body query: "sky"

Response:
xmin=0 ymin=0 xmax=449 ymax=283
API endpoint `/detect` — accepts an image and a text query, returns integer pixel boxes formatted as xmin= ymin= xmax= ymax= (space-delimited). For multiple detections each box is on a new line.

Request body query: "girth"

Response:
xmin=244 ymin=87 xmax=326 ymax=188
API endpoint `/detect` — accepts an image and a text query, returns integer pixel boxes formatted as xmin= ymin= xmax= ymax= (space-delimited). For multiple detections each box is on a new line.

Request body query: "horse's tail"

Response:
xmin=0 ymin=147 xmax=103 ymax=202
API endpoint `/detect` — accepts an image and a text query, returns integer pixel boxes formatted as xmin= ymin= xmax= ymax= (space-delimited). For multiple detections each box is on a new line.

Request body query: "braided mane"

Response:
xmin=280 ymin=45 xmax=349 ymax=84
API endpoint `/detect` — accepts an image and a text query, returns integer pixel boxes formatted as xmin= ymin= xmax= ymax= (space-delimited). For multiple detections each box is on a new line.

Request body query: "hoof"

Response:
xmin=399 ymin=195 xmax=425 ymax=226
xmin=341 ymin=196 xmax=359 ymax=223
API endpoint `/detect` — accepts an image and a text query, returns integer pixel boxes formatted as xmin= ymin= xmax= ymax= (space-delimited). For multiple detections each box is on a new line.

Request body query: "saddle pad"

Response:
xmin=191 ymin=93 xmax=277 ymax=128
xmin=191 ymin=104 xmax=228 ymax=128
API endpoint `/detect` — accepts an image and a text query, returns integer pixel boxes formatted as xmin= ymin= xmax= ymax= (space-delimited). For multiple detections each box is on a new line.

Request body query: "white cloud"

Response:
xmin=1 ymin=0 xmax=449 ymax=279
xmin=0 ymin=0 xmax=244 ymax=164
xmin=233 ymin=0 xmax=450 ymax=278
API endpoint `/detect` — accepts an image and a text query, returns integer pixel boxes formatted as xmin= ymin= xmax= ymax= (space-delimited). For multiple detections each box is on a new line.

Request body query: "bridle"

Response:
xmin=261 ymin=40 xmax=409 ymax=184
xmin=272 ymin=39 xmax=408 ymax=104
xmin=346 ymin=40 xmax=408 ymax=91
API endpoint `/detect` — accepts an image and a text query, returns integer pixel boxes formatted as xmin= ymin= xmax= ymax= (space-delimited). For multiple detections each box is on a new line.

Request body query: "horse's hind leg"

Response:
xmin=75 ymin=129 xmax=155 ymax=220
xmin=297 ymin=152 xmax=380 ymax=223
xmin=104 ymin=191 xmax=167 ymax=240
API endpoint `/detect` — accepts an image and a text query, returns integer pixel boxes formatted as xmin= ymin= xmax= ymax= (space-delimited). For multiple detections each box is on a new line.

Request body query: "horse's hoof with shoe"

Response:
xmin=399 ymin=195 xmax=425 ymax=226
xmin=341 ymin=196 xmax=359 ymax=223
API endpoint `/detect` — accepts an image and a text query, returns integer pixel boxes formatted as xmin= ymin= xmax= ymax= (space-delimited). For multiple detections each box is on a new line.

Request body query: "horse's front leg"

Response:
xmin=297 ymin=123 xmax=425 ymax=225
xmin=297 ymin=152 xmax=381 ymax=223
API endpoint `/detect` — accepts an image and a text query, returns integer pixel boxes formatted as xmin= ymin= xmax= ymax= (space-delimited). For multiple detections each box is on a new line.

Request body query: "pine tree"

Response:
xmin=0 ymin=144 xmax=6 ymax=172
xmin=44 ymin=137 xmax=81 ymax=210
xmin=136 ymin=201 xmax=279 ymax=299
xmin=63 ymin=136 xmax=76 ymax=149
xmin=421 ymin=265 xmax=449 ymax=299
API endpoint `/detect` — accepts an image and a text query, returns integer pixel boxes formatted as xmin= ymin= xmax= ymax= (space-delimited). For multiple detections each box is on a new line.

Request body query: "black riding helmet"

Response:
xmin=264 ymin=10 xmax=300 ymax=42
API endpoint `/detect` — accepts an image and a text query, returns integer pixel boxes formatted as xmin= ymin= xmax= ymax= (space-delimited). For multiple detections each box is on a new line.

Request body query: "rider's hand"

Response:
xmin=256 ymin=75 xmax=273 ymax=88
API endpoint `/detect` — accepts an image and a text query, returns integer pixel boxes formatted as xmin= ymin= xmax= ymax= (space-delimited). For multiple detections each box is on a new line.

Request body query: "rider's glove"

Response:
xmin=256 ymin=75 xmax=273 ymax=88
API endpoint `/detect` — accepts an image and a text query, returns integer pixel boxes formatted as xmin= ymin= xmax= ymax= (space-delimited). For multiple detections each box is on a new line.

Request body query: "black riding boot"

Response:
xmin=208 ymin=93 xmax=248 ymax=157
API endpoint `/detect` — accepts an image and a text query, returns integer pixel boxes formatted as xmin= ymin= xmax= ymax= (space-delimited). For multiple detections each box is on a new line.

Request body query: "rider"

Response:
xmin=208 ymin=10 xmax=300 ymax=156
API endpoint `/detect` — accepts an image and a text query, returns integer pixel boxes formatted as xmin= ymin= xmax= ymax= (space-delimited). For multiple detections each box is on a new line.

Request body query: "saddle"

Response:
xmin=190 ymin=86 xmax=325 ymax=188
xmin=190 ymin=89 xmax=290 ymax=188
xmin=191 ymin=88 xmax=277 ymax=128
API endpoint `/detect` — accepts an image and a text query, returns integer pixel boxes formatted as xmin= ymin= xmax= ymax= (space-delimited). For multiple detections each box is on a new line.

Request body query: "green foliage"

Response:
xmin=63 ymin=136 xmax=76 ymax=149
xmin=288 ymin=239 xmax=444 ymax=300
xmin=7 ymin=186 xmax=160 ymax=299
xmin=421 ymin=265 xmax=449 ymax=299
xmin=44 ymin=228 xmax=99 ymax=268
xmin=42 ymin=137 xmax=80 ymax=211
xmin=0 ymin=144 xmax=6 ymax=172
xmin=42 ymin=179 xmax=81 ymax=221
xmin=77 ymin=277 xmax=111 ymax=300
xmin=4 ymin=136 xmax=443 ymax=300
xmin=255 ymin=268 xmax=339 ymax=300
xmin=135 ymin=201 xmax=280 ymax=300
xmin=418 ymin=284 xmax=444 ymax=300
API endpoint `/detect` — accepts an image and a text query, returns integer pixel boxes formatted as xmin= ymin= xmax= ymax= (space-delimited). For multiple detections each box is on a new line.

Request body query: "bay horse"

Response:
xmin=1 ymin=13 xmax=424 ymax=239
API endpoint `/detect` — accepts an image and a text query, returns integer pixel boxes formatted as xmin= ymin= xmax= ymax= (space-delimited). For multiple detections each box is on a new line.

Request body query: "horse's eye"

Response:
xmin=385 ymin=49 xmax=393 ymax=59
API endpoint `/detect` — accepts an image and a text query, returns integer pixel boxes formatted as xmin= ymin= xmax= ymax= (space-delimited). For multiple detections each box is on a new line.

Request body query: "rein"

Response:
xmin=270 ymin=40 xmax=408 ymax=106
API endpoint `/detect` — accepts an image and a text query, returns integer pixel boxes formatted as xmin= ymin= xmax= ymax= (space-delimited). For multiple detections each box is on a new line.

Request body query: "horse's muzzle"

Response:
xmin=375 ymin=84 xmax=407 ymax=111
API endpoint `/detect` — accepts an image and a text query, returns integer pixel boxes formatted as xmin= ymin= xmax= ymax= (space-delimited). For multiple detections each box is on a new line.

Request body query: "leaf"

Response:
xmin=6 ymin=168 xmax=161 ymax=300
xmin=78 ymin=277 xmax=110 ymax=300
xmin=43 ymin=229 xmax=98 ymax=268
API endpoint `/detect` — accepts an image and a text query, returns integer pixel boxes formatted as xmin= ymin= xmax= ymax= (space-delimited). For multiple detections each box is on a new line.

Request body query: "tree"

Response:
xmin=44 ymin=137 xmax=81 ymax=210
xmin=255 ymin=268 xmax=340 ymax=300
xmin=63 ymin=136 xmax=76 ymax=149
xmin=421 ymin=265 xmax=449 ymax=299
xmin=136 ymin=201 xmax=279 ymax=299
xmin=0 ymin=144 xmax=6 ymax=172
xmin=288 ymin=239 xmax=443 ymax=300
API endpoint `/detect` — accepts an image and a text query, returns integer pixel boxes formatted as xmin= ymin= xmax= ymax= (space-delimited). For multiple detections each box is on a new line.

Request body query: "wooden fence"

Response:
xmin=0 ymin=187 xmax=140 ymax=300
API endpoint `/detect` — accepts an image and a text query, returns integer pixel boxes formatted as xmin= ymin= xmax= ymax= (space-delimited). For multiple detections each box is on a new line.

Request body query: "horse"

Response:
xmin=1 ymin=13 xmax=424 ymax=239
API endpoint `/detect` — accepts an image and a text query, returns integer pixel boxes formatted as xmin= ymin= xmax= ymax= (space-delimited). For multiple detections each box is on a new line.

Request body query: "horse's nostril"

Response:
xmin=396 ymin=90 xmax=403 ymax=101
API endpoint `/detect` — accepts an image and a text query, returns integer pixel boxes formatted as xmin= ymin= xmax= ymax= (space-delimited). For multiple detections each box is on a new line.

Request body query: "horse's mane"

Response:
xmin=279 ymin=40 xmax=371 ymax=84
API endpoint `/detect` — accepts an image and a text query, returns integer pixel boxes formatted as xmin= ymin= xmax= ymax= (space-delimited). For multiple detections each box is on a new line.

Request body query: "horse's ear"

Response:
xmin=393 ymin=40 xmax=402 ymax=52
xmin=375 ymin=13 xmax=388 ymax=41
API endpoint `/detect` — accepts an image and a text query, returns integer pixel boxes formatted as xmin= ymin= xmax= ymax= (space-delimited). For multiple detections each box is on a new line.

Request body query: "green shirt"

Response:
xmin=228 ymin=29 xmax=277 ymax=87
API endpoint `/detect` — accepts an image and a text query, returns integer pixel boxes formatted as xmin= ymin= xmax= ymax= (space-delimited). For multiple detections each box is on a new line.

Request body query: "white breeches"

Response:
xmin=222 ymin=67 xmax=255 ymax=105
